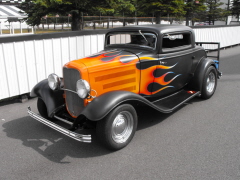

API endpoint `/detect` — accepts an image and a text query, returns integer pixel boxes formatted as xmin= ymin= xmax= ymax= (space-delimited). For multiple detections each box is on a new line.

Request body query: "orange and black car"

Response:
xmin=28 ymin=25 xmax=222 ymax=150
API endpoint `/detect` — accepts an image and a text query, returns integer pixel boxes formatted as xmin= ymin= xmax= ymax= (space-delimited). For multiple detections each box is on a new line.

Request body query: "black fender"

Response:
xmin=81 ymin=90 xmax=169 ymax=121
xmin=187 ymin=58 xmax=216 ymax=91
xmin=30 ymin=79 xmax=64 ymax=117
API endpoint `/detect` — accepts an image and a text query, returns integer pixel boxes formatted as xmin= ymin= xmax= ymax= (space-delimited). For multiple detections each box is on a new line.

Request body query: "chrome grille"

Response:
xmin=63 ymin=67 xmax=84 ymax=117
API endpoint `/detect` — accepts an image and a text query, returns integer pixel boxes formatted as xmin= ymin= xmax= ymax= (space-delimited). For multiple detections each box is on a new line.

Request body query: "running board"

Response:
xmin=27 ymin=107 xmax=91 ymax=143
xmin=152 ymin=90 xmax=200 ymax=113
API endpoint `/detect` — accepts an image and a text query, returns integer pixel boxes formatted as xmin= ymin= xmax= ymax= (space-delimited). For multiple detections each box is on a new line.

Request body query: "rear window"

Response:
xmin=162 ymin=32 xmax=192 ymax=52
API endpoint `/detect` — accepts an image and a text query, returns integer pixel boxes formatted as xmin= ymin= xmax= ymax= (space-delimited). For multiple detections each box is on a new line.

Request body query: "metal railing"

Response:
xmin=196 ymin=42 xmax=220 ymax=60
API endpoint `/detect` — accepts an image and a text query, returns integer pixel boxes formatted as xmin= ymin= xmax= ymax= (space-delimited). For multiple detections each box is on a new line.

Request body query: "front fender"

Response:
xmin=81 ymin=90 xmax=167 ymax=121
xmin=187 ymin=58 xmax=216 ymax=91
xmin=30 ymin=79 xmax=64 ymax=117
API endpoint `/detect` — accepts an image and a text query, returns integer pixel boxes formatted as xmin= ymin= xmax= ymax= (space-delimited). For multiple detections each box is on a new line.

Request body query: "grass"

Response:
xmin=1 ymin=29 xmax=32 ymax=34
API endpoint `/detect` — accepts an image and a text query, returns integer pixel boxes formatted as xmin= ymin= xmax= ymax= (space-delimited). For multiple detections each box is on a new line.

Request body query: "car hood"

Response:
xmin=67 ymin=49 xmax=140 ymax=73
xmin=64 ymin=49 xmax=141 ymax=97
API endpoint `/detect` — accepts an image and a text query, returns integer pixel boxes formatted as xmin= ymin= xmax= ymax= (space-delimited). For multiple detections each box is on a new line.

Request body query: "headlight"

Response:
xmin=76 ymin=79 xmax=90 ymax=99
xmin=48 ymin=73 xmax=60 ymax=90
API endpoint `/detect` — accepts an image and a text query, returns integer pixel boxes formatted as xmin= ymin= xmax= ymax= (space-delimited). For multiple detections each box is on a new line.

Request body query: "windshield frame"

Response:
xmin=105 ymin=31 xmax=158 ymax=50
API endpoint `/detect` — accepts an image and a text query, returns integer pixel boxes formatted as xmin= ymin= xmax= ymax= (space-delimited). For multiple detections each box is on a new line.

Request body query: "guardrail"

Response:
xmin=1 ymin=25 xmax=240 ymax=100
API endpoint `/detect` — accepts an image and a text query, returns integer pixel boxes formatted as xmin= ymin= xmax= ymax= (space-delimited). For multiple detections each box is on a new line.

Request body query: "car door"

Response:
xmin=151 ymin=32 xmax=194 ymax=97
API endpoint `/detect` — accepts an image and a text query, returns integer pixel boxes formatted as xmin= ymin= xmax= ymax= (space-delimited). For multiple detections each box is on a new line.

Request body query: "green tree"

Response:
xmin=110 ymin=0 xmax=135 ymax=26
xmin=184 ymin=0 xmax=206 ymax=26
xmin=111 ymin=0 xmax=135 ymax=16
xmin=20 ymin=0 xmax=134 ymax=31
xmin=205 ymin=0 xmax=229 ymax=25
xmin=231 ymin=0 xmax=240 ymax=21
xmin=137 ymin=0 xmax=186 ymax=24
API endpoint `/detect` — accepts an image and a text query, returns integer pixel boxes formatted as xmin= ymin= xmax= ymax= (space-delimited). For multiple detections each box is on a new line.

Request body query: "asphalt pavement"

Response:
xmin=0 ymin=46 xmax=240 ymax=180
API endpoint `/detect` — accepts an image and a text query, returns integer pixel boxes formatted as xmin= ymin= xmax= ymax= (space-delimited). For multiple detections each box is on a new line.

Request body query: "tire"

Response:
xmin=201 ymin=66 xmax=217 ymax=99
xmin=96 ymin=104 xmax=138 ymax=150
xmin=37 ymin=98 xmax=49 ymax=119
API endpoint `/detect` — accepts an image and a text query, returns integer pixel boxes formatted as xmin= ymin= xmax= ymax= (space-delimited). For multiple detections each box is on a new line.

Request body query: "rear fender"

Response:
xmin=187 ymin=58 xmax=216 ymax=91
xmin=30 ymin=79 xmax=64 ymax=117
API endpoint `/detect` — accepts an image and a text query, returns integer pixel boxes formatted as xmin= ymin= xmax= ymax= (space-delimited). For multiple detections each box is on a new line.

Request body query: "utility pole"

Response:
xmin=185 ymin=0 xmax=193 ymax=26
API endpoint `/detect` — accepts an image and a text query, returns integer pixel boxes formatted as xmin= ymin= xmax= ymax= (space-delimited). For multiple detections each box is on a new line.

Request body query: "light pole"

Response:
xmin=43 ymin=15 xmax=47 ymax=29
xmin=56 ymin=14 xmax=59 ymax=29
xmin=100 ymin=12 xmax=101 ymax=26
xmin=68 ymin=14 xmax=71 ymax=27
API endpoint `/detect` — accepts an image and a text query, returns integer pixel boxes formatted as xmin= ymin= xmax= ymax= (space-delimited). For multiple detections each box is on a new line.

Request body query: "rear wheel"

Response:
xmin=37 ymin=98 xmax=49 ymax=119
xmin=96 ymin=104 xmax=138 ymax=150
xmin=201 ymin=66 xmax=217 ymax=99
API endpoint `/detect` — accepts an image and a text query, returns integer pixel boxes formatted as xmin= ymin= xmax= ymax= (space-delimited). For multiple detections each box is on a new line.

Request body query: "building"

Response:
xmin=0 ymin=0 xmax=30 ymax=35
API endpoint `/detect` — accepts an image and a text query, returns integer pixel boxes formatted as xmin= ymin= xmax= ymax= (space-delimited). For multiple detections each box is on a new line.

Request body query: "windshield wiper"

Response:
xmin=139 ymin=30 xmax=149 ymax=44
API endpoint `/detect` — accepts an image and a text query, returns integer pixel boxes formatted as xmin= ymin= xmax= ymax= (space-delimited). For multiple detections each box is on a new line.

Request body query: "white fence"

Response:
xmin=0 ymin=26 xmax=240 ymax=100
xmin=0 ymin=33 xmax=105 ymax=100
xmin=194 ymin=26 xmax=240 ymax=48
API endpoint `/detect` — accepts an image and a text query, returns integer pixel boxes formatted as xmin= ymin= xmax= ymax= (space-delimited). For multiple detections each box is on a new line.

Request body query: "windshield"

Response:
xmin=106 ymin=32 xmax=157 ymax=49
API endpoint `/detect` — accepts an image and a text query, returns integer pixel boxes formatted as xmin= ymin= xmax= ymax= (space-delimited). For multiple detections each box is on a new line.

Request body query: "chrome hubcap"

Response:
xmin=112 ymin=111 xmax=134 ymax=144
xmin=206 ymin=72 xmax=216 ymax=93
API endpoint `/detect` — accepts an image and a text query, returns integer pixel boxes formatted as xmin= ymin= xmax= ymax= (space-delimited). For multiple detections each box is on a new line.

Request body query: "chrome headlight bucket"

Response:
xmin=48 ymin=73 xmax=61 ymax=90
xmin=76 ymin=79 xmax=90 ymax=99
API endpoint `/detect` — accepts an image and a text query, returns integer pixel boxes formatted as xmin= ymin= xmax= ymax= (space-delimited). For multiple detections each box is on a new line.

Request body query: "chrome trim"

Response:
xmin=61 ymin=88 xmax=97 ymax=99
xmin=61 ymin=88 xmax=78 ymax=94
xmin=27 ymin=107 xmax=91 ymax=143
xmin=88 ymin=89 xmax=97 ymax=99
xmin=48 ymin=73 xmax=61 ymax=90
xmin=54 ymin=115 xmax=73 ymax=125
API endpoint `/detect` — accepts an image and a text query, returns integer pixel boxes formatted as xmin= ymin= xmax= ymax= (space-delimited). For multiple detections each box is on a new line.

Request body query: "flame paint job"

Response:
xmin=155 ymin=72 xmax=181 ymax=86
xmin=63 ymin=50 xmax=181 ymax=116
xmin=139 ymin=63 xmax=180 ymax=96
xmin=152 ymin=86 xmax=174 ymax=94
xmin=64 ymin=50 xmax=181 ymax=97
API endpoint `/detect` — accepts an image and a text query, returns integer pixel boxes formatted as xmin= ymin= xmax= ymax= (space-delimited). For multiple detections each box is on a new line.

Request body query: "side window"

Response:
xmin=162 ymin=32 xmax=192 ymax=52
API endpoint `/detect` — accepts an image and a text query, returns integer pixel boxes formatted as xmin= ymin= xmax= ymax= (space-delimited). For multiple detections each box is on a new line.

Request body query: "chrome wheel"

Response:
xmin=112 ymin=111 xmax=134 ymax=144
xmin=201 ymin=66 xmax=217 ymax=99
xmin=206 ymin=72 xmax=216 ymax=93
xmin=96 ymin=104 xmax=138 ymax=150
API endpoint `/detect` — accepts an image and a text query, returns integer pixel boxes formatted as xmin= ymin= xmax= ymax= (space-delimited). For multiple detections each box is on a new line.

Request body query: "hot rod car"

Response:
xmin=28 ymin=25 xmax=222 ymax=150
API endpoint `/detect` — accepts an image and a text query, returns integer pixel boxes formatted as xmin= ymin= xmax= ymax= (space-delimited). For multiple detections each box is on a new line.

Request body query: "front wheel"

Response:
xmin=201 ymin=66 xmax=217 ymax=99
xmin=96 ymin=104 xmax=138 ymax=150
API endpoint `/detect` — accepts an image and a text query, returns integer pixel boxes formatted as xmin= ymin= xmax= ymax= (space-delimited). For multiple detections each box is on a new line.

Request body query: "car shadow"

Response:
xmin=136 ymin=106 xmax=172 ymax=130
xmin=2 ymin=116 xmax=112 ymax=163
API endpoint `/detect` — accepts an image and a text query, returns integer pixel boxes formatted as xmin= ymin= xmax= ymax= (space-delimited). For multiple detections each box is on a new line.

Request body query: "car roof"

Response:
xmin=107 ymin=24 xmax=194 ymax=36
